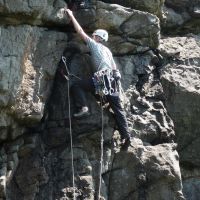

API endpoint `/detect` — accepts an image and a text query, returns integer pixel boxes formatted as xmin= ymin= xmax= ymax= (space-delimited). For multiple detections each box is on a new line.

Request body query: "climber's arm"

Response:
xmin=65 ymin=9 xmax=89 ymax=42
xmin=111 ymin=58 xmax=117 ymax=70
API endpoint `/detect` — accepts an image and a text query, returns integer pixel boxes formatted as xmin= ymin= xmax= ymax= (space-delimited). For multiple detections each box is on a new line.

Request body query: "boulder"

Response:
xmin=96 ymin=1 xmax=160 ymax=49
xmin=160 ymin=35 xmax=200 ymax=200
xmin=0 ymin=0 xmax=68 ymax=25
xmin=101 ymin=0 xmax=165 ymax=18
xmin=108 ymin=141 xmax=185 ymax=200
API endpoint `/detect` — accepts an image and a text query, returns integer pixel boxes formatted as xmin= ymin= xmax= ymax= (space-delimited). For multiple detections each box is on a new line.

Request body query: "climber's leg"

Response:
xmin=71 ymin=78 xmax=95 ymax=117
xmin=106 ymin=95 xmax=130 ymax=143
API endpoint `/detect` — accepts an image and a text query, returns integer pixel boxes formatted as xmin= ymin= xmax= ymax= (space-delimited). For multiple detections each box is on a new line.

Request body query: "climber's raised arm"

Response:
xmin=65 ymin=9 xmax=89 ymax=42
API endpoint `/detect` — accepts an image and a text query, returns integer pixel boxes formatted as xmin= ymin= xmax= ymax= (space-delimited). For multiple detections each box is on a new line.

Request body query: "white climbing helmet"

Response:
xmin=92 ymin=29 xmax=109 ymax=42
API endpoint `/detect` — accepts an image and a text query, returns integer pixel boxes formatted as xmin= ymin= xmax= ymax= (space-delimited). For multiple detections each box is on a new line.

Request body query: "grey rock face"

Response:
xmin=160 ymin=35 xmax=200 ymax=200
xmin=162 ymin=0 xmax=200 ymax=34
xmin=101 ymin=0 xmax=165 ymax=17
xmin=0 ymin=0 xmax=68 ymax=26
xmin=0 ymin=25 xmax=67 ymax=128
xmin=1 ymin=0 xmax=200 ymax=200
xmin=165 ymin=0 xmax=191 ymax=11
xmin=108 ymin=142 xmax=184 ymax=200
xmin=96 ymin=2 xmax=160 ymax=49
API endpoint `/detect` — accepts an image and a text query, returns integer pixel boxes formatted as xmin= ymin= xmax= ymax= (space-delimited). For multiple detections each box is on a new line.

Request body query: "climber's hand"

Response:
xmin=64 ymin=8 xmax=73 ymax=18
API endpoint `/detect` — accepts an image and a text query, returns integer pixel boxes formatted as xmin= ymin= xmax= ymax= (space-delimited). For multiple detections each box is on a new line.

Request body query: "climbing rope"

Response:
xmin=62 ymin=56 xmax=81 ymax=80
xmin=62 ymin=56 xmax=76 ymax=200
xmin=97 ymin=96 xmax=104 ymax=200
xmin=62 ymin=56 xmax=110 ymax=200
xmin=67 ymin=79 xmax=76 ymax=200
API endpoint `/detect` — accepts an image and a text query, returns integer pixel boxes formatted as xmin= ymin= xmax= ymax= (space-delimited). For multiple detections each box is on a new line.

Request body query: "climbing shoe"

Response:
xmin=74 ymin=106 xmax=90 ymax=118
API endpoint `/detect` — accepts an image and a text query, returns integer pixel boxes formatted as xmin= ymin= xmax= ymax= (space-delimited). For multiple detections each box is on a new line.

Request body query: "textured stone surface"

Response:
xmin=108 ymin=142 xmax=184 ymax=200
xmin=0 ymin=25 xmax=67 ymax=127
xmin=0 ymin=0 xmax=68 ymax=25
xmin=160 ymin=35 xmax=200 ymax=200
xmin=162 ymin=6 xmax=189 ymax=28
xmin=160 ymin=35 xmax=200 ymax=161
xmin=96 ymin=1 xmax=160 ymax=49
xmin=1 ymin=0 xmax=200 ymax=200
xmin=163 ymin=0 xmax=200 ymax=33
xmin=101 ymin=0 xmax=165 ymax=17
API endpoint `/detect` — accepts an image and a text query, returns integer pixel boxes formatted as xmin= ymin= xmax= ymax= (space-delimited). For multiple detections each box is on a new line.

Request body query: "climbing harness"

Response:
xmin=62 ymin=56 xmax=76 ymax=200
xmin=93 ymin=68 xmax=120 ymax=96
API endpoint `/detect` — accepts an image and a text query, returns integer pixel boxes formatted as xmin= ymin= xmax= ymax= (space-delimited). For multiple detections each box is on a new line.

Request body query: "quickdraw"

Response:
xmin=93 ymin=68 xmax=119 ymax=96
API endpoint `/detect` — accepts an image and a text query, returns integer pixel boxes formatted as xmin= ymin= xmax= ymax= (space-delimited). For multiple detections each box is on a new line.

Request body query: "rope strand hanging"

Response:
xmin=97 ymin=96 xmax=104 ymax=200
xmin=62 ymin=56 xmax=106 ymax=200
xmin=62 ymin=56 xmax=76 ymax=200
xmin=67 ymin=80 xmax=76 ymax=200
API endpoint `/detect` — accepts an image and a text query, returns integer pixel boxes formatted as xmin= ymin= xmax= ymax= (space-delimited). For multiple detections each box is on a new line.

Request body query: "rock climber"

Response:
xmin=64 ymin=8 xmax=130 ymax=146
